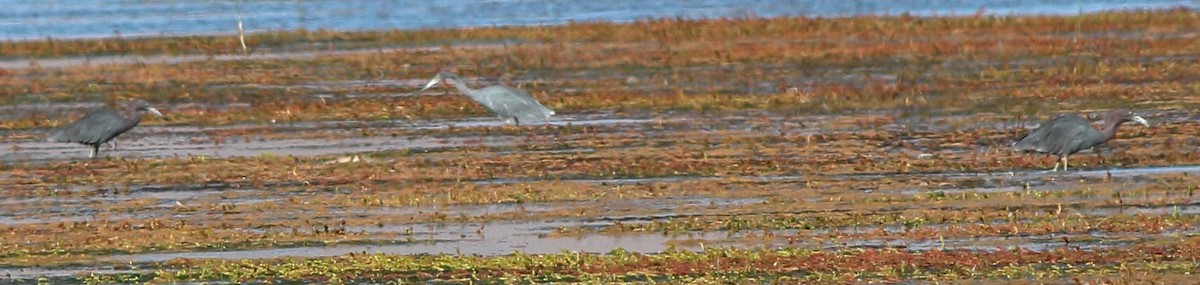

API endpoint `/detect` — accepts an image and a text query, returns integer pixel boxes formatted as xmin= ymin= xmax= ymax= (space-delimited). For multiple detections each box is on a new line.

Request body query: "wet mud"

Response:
xmin=5 ymin=10 xmax=1200 ymax=282
xmin=1 ymin=107 xmax=1196 ymax=281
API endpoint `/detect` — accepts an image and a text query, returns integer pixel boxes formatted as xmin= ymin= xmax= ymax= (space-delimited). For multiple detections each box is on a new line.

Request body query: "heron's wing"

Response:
xmin=1013 ymin=114 xmax=1096 ymax=155
xmin=475 ymin=86 xmax=555 ymax=123
xmin=49 ymin=109 xmax=125 ymax=145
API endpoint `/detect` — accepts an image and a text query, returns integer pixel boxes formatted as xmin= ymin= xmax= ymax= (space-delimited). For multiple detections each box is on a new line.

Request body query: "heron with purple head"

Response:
xmin=1013 ymin=108 xmax=1149 ymax=171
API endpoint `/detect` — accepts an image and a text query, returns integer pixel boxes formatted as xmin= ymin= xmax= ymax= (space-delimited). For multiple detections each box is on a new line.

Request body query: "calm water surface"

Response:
xmin=0 ymin=0 xmax=1195 ymax=40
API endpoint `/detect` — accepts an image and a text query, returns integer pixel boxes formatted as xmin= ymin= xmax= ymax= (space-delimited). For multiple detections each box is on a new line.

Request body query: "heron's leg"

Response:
xmin=1052 ymin=160 xmax=1060 ymax=172
xmin=511 ymin=116 xmax=521 ymax=126
xmin=1062 ymin=156 xmax=1069 ymax=171
xmin=90 ymin=145 xmax=99 ymax=159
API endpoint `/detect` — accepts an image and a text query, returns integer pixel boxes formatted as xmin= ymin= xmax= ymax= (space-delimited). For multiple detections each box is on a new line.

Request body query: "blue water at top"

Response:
xmin=0 ymin=0 xmax=1194 ymax=40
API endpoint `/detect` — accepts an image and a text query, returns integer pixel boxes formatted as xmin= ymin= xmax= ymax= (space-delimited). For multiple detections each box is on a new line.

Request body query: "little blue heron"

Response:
xmin=1013 ymin=108 xmax=1149 ymax=171
xmin=47 ymin=99 xmax=164 ymax=159
xmin=420 ymin=71 xmax=555 ymax=125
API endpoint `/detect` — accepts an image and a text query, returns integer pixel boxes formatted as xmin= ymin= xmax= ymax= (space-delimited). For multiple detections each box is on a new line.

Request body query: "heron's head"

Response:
xmin=1107 ymin=108 xmax=1149 ymax=127
xmin=421 ymin=71 xmax=459 ymax=92
xmin=129 ymin=100 xmax=165 ymax=118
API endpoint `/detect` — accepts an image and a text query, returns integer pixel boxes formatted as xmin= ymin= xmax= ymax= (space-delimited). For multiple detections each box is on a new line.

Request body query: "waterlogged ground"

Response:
xmin=2 ymin=10 xmax=1200 ymax=284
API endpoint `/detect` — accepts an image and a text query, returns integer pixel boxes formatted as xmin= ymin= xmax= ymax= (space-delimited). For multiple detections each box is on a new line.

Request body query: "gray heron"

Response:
xmin=420 ymin=71 xmax=555 ymax=125
xmin=47 ymin=99 xmax=164 ymax=159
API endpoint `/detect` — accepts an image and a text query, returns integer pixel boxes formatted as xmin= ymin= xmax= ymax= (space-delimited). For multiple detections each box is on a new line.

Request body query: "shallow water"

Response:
xmin=1 ymin=1 xmax=1194 ymax=41
xmin=107 ymin=221 xmax=730 ymax=263
xmin=1 ymin=106 xmax=1195 ymax=281
xmin=103 ymin=216 xmax=1181 ymax=264
xmin=0 ymin=267 xmax=151 ymax=281
xmin=0 ymin=112 xmax=660 ymax=163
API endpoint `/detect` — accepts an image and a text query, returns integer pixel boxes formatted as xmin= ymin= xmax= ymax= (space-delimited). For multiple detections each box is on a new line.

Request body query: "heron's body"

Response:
xmin=1014 ymin=115 xmax=1102 ymax=156
xmin=423 ymin=71 xmax=554 ymax=125
xmin=48 ymin=100 xmax=163 ymax=159
xmin=1013 ymin=109 xmax=1148 ymax=171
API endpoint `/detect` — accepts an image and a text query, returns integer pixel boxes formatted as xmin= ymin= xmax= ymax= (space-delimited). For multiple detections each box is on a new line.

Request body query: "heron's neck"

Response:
xmin=446 ymin=79 xmax=478 ymax=99
xmin=124 ymin=107 xmax=144 ymax=125
xmin=1100 ymin=119 xmax=1124 ymax=142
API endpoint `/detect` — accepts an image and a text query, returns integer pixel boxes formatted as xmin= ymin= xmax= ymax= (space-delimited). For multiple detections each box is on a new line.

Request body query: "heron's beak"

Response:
xmin=147 ymin=107 xmax=164 ymax=118
xmin=420 ymin=77 xmax=441 ymax=92
xmin=1130 ymin=115 xmax=1149 ymax=127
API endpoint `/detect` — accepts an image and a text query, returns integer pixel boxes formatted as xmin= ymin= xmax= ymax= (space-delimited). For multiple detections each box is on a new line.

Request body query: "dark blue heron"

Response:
xmin=1013 ymin=108 xmax=1149 ymax=171
xmin=420 ymin=71 xmax=555 ymax=125
xmin=47 ymin=99 xmax=164 ymax=159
